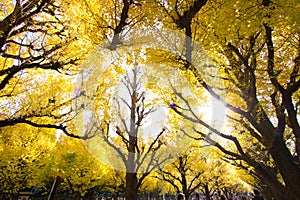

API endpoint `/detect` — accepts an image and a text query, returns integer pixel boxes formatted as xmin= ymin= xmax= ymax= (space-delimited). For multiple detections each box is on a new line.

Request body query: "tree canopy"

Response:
xmin=0 ymin=0 xmax=299 ymax=200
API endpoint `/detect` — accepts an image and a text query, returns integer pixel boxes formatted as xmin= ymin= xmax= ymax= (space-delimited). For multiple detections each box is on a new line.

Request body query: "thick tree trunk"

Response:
xmin=182 ymin=173 xmax=189 ymax=200
xmin=268 ymin=136 xmax=300 ymax=200
xmin=261 ymin=185 xmax=277 ymax=200
xmin=263 ymin=186 xmax=285 ymax=200
xmin=125 ymin=172 xmax=138 ymax=200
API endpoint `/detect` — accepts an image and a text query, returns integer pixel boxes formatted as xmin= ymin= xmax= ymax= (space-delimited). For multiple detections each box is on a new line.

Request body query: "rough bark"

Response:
xmin=125 ymin=172 xmax=138 ymax=200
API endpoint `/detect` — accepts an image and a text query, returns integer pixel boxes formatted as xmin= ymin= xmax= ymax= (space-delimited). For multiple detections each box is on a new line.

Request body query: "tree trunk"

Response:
xmin=261 ymin=186 xmax=276 ymax=200
xmin=86 ymin=190 xmax=94 ymax=200
xmin=203 ymin=184 xmax=210 ymax=200
xmin=125 ymin=172 xmax=138 ymax=200
xmin=243 ymin=154 xmax=287 ymax=200
xmin=182 ymin=173 xmax=189 ymax=200
xmin=259 ymin=182 xmax=285 ymax=200
xmin=47 ymin=176 xmax=61 ymax=200
xmin=268 ymin=135 xmax=300 ymax=200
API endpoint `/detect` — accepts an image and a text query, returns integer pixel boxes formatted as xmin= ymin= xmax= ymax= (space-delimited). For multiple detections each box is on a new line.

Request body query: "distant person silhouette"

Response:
xmin=177 ymin=193 xmax=185 ymax=200
xmin=193 ymin=193 xmax=200 ymax=200
xmin=252 ymin=189 xmax=264 ymax=200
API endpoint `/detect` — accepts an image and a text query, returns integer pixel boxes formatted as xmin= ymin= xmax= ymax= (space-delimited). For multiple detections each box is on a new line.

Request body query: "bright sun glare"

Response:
xmin=196 ymin=93 xmax=227 ymax=134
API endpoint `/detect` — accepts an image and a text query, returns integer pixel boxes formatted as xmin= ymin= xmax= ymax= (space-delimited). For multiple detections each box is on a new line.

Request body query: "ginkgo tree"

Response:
xmin=0 ymin=0 xmax=81 ymax=138
xmin=2 ymin=0 xmax=300 ymax=200
xmin=50 ymin=136 xmax=111 ymax=200
xmin=77 ymin=62 xmax=183 ymax=200
xmin=0 ymin=124 xmax=56 ymax=199
xmin=149 ymin=0 xmax=300 ymax=199
xmin=155 ymin=144 xmax=248 ymax=200
xmin=158 ymin=145 xmax=206 ymax=200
